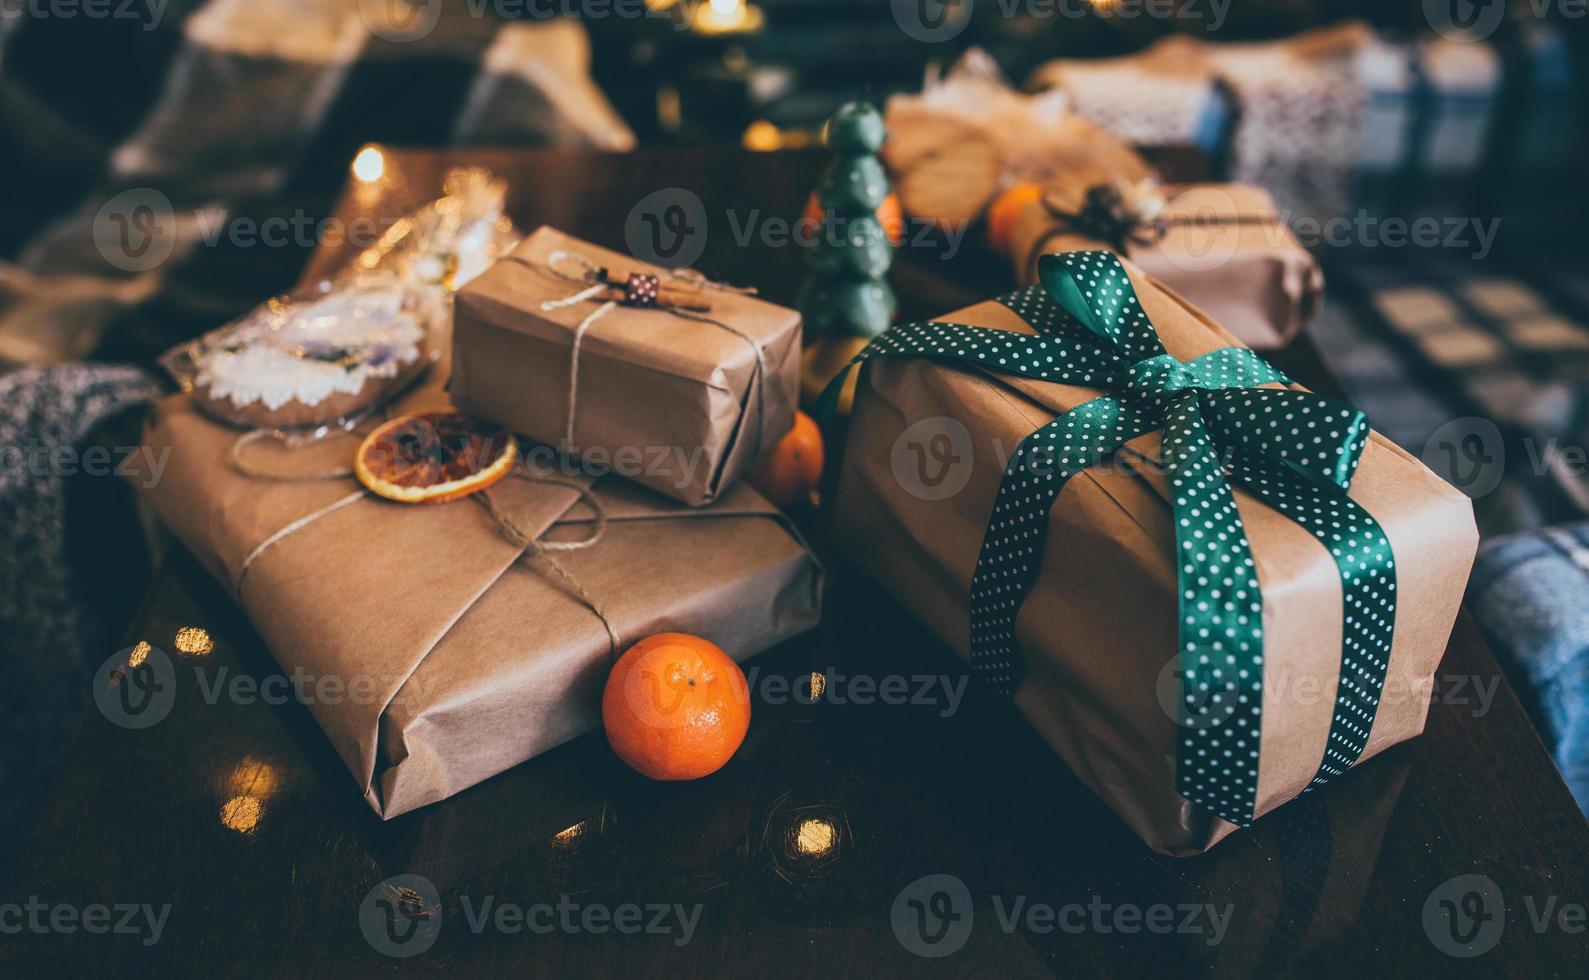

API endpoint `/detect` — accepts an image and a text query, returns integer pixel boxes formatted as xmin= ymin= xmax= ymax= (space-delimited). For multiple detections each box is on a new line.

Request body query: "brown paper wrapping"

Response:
xmin=885 ymin=104 xmax=1155 ymax=231
xmin=832 ymin=260 xmax=1475 ymax=855
xmin=140 ymin=381 xmax=822 ymax=818
xmin=1010 ymin=182 xmax=1323 ymax=350
xmin=452 ymin=227 xmax=802 ymax=507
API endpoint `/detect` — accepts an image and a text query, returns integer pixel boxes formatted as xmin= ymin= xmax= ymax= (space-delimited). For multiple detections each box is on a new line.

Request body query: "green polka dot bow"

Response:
xmin=820 ymin=251 xmax=1397 ymax=826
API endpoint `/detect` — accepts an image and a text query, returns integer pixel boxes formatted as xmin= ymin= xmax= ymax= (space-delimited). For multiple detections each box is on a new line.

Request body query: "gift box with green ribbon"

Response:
xmin=824 ymin=251 xmax=1476 ymax=855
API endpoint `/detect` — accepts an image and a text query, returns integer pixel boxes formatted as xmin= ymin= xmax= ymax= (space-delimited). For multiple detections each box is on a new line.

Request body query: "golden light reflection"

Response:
xmin=352 ymin=145 xmax=386 ymax=183
xmin=227 ymin=757 xmax=281 ymax=798
xmin=128 ymin=641 xmax=150 ymax=667
xmin=794 ymin=817 xmax=836 ymax=857
xmin=806 ymin=672 xmax=826 ymax=702
xmin=739 ymin=120 xmax=818 ymax=152
xmin=219 ymin=795 xmax=263 ymax=834
xmin=742 ymin=120 xmax=782 ymax=152
xmin=690 ymin=0 xmax=763 ymax=35
xmin=174 ymin=626 xmax=213 ymax=657
xmin=551 ymin=821 xmax=587 ymax=848
xmin=657 ymin=87 xmax=682 ymax=133
xmin=219 ymin=757 xmax=278 ymax=835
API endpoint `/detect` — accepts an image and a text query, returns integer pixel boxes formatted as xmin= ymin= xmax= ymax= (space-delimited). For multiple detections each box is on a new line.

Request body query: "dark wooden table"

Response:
xmin=6 ymin=149 xmax=1588 ymax=978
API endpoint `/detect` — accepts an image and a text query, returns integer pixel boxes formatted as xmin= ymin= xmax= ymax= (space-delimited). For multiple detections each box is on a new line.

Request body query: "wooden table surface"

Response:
xmin=5 ymin=148 xmax=1588 ymax=978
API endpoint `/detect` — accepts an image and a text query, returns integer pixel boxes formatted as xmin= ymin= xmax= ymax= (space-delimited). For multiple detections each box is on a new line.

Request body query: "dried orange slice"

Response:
xmin=354 ymin=412 xmax=517 ymax=503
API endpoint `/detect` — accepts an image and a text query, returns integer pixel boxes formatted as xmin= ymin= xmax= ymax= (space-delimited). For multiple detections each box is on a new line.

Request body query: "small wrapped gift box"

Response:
xmin=1029 ymin=24 xmax=1372 ymax=222
xmin=139 ymin=379 xmax=822 ymax=818
xmin=1005 ymin=181 xmax=1323 ymax=351
xmin=827 ymin=251 xmax=1475 ymax=855
xmin=1026 ymin=36 xmax=1232 ymax=155
xmin=882 ymin=49 xmax=1157 ymax=231
xmin=452 ymin=227 xmax=802 ymax=506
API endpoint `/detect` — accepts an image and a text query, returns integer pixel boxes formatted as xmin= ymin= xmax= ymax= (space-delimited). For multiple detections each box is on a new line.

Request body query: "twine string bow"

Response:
xmin=231 ymin=449 xmax=626 ymax=660
xmin=476 ymin=469 xmax=622 ymax=657
xmin=1038 ymin=180 xmax=1281 ymax=267
xmin=519 ymin=249 xmax=770 ymax=464
xmin=1042 ymin=181 xmax=1168 ymax=254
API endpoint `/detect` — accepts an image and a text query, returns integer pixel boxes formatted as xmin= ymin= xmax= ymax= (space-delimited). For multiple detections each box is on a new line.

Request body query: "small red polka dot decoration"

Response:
xmin=624 ymin=273 xmax=661 ymax=307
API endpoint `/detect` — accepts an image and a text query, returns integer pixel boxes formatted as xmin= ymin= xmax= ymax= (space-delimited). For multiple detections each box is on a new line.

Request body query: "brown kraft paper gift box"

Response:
xmin=452 ymin=226 xmax=802 ymax=506
xmin=139 ymin=377 xmax=822 ymax=819
xmin=1008 ymin=181 xmax=1323 ymax=350
xmin=831 ymin=259 xmax=1476 ymax=855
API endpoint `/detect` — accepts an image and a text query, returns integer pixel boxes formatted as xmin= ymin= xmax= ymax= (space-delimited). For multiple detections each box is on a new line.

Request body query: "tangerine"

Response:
xmin=986 ymin=181 xmax=1046 ymax=256
xmin=803 ymin=190 xmax=906 ymax=245
xmin=602 ymin=633 xmax=752 ymax=781
xmin=747 ymin=411 xmax=824 ymax=508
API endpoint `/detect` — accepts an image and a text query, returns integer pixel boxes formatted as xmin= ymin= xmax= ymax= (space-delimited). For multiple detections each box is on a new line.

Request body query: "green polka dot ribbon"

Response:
xmin=819 ymin=251 xmax=1398 ymax=826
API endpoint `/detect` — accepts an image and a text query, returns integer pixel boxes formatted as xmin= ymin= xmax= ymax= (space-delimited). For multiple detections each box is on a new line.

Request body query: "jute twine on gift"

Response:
xmin=229 ymin=443 xmax=627 ymax=659
xmin=228 ymin=423 xmax=369 ymax=481
xmin=506 ymin=249 xmax=772 ymax=464
xmin=1031 ymin=180 xmax=1283 ymax=282
xmin=1042 ymin=180 xmax=1171 ymax=254
xmin=219 ymin=248 xmax=778 ymax=661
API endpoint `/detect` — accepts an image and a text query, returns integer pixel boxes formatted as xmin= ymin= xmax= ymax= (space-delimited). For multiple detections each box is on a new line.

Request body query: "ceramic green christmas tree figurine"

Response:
xmin=799 ymin=102 xmax=897 ymax=340
xmin=798 ymin=102 xmax=899 ymax=411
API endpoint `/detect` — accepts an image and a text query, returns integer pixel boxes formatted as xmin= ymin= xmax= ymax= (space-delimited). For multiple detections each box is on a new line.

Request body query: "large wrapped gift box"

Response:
xmin=452 ymin=227 xmax=802 ymax=507
xmin=830 ymin=252 xmax=1475 ymax=855
xmin=140 ymin=381 xmax=822 ymax=818
xmin=1005 ymin=180 xmax=1322 ymax=351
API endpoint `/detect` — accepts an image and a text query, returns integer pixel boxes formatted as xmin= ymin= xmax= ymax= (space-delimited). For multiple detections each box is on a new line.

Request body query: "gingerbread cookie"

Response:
xmin=184 ymin=282 xmax=433 ymax=430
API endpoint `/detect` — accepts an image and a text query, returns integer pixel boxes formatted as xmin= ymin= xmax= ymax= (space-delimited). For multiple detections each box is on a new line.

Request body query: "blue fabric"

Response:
xmin=1189 ymin=82 xmax=1234 ymax=164
xmin=1470 ymin=522 xmax=1589 ymax=816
